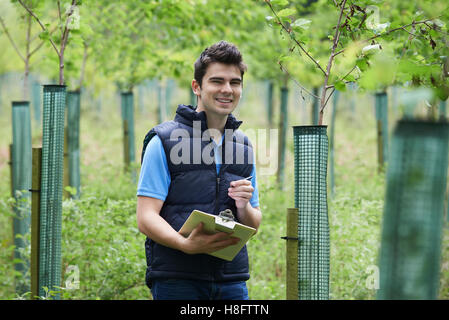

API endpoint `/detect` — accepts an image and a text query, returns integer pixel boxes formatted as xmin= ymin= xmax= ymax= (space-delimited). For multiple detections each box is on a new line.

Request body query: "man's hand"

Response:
xmin=228 ymin=179 xmax=254 ymax=209
xmin=180 ymin=222 xmax=240 ymax=255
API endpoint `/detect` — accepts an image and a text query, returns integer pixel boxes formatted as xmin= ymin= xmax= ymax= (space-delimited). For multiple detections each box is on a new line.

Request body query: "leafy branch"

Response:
xmin=265 ymin=0 xmax=327 ymax=76
xmin=318 ymin=0 xmax=348 ymax=124
xmin=0 ymin=5 xmax=58 ymax=98
xmin=17 ymin=0 xmax=78 ymax=85
xmin=265 ymin=0 xmax=350 ymax=125
xmin=333 ymin=16 xmax=443 ymax=58
xmin=266 ymin=0 xmax=448 ymax=124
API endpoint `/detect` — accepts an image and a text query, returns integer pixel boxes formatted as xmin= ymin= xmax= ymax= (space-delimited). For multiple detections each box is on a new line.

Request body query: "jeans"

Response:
xmin=151 ymin=278 xmax=249 ymax=300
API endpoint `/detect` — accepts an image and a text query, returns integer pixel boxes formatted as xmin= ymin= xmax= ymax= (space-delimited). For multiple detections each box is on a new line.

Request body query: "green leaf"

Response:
xmin=344 ymin=74 xmax=356 ymax=82
xmin=334 ymin=80 xmax=346 ymax=92
xmin=356 ymin=58 xmax=369 ymax=72
xmin=291 ymin=18 xmax=311 ymax=30
xmin=277 ymin=8 xmax=295 ymax=18
xmin=38 ymin=30 xmax=50 ymax=41
xmin=270 ymin=0 xmax=289 ymax=6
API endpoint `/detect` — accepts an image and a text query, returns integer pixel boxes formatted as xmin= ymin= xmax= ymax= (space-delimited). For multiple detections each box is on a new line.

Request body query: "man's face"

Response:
xmin=192 ymin=62 xmax=243 ymax=117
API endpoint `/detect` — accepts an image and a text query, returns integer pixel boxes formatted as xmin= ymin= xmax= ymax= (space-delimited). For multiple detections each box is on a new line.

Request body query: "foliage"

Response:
xmin=265 ymin=0 xmax=449 ymax=124
xmin=1 ymin=0 xmax=449 ymax=301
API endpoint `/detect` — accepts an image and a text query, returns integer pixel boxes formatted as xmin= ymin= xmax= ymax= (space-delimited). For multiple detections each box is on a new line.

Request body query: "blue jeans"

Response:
xmin=151 ymin=279 xmax=249 ymax=300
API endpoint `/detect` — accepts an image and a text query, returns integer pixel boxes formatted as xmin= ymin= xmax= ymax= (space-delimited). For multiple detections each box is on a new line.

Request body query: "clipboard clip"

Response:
xmin=218 ymin=209 xmax=235 ymax=221
xmin=216 ymin=209 xmax=236 ymax=230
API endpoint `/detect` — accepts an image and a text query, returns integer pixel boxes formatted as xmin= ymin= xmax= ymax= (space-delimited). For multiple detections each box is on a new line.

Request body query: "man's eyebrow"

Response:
xmin=208 ymin=77 xmax=242 ymax=82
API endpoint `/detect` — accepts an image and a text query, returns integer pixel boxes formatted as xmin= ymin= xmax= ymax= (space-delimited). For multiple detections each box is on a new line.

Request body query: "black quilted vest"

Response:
xmin=141 ymin=104 xmax=254 ymax=288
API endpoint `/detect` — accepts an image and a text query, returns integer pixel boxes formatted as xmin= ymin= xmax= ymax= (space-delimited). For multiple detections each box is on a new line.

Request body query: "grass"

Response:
xmin=0 ymin=81 xmax=448 ymax=299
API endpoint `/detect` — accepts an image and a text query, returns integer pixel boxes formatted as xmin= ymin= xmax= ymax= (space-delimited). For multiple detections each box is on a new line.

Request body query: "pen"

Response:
xmin=243 ymin=176 xmax=252 ymax=180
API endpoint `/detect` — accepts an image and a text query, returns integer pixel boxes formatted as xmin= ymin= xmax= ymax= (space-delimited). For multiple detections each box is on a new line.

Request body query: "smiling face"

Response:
xmin=192 ymin=62 xmax=243 ymax=118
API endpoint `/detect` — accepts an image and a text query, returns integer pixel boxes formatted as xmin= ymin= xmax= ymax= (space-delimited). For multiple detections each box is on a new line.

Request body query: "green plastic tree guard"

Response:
xmin=277 ymin=87 xmax=288 ymax=187
xmin=378 ymin=120 xmax=449 ymax=300
xmin=375 ymin=92 xmax=389 ymax=171
xmin=311 ymin=87 xmax=319 ymax=125
xmin=157 ymin=82 xmax=165 ymax=124
xmin=121 ymin=91 xmax=136 ymax=181
xmin=165 ymin=79 xmax=175 ymax=117
xmin=138 ymin=84 xmax=145 ymax=113
xmin=11 ymin=101 xmax=32 ymax=294
xmin=293 ymin=125 xmax=330 ymax=300
xmin=190 ymin=87 xmax=196 ymax=107
xmin=32 ymin=81 xmax=41 ymax=125
xmin=439 ymin=100 xmax=447 ymax=120
xmin=347 ymin=82 xmax=357 ymax=116
xmin=39 ymin=85 xmax=66 ymax=299
xmin=329 ymin=90 xmax=339 ymax=197
xmin=67 ymin=90 xmax=81 ymax=198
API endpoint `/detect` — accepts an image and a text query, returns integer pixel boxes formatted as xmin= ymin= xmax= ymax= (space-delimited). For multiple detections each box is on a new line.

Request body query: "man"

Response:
xmin=136 ymin=40 xmax=262 ymax=300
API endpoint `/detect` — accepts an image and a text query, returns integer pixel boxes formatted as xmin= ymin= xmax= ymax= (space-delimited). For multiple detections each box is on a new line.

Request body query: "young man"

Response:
xmin=136 ymin=40 xmax=262 ymax=300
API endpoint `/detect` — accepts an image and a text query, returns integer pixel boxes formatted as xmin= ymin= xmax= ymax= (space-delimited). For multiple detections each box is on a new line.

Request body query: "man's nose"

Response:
xmin=220 ymin=82 xmax=233 ymax=94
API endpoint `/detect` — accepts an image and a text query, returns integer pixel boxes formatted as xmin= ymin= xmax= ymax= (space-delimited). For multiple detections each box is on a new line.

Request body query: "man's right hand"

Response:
xmin=180 ymin=222 xmax=240 ymax=255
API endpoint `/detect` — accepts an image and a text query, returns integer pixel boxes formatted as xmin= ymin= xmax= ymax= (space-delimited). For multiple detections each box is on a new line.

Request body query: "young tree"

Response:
xmin=0 ymin=0 xmax=52 ymax=98
xmin=265 ymin=0 xmax=448 ymax=124
xmin=17 ymin=0 xmax=80 ymax=85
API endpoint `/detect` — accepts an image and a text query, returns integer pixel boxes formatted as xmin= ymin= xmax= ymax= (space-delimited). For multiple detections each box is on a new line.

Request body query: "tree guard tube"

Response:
xmin=39 ymin=85 xmax=66 ymax=298
xmin=293 ymin=125 xmax=330 ymax=300
xmin=11 ymin=101 xmax=32 ymax=294
xmin=378 ymin=120 xmax=449 ymax=299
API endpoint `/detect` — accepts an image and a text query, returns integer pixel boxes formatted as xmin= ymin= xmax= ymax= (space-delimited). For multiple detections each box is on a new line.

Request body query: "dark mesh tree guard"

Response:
xmin=278 ymin=87 xmax=288 ymax=187
xmin=311 ymin=88 xmax=319 ymax=125
xmin=165 ymin=79 xmax=175 ymax=117
xmin=378 ymin=120 xmax=449 ymax=300
xmin=138 ymin=84 xmax=145 ymax=113
xmin=157 ymin=83 xmax=165 ymax=123
xmin=67 ymin=91 xmax=81 ymax=198
xmin=375 ymin=92 xmax=389 ymax=169
xmin=121 ymin=92 xmax=136 ymax=181
xmin=39 ymin=85 xmax=66 ymax=298
xmin=190 ymin=88 xmax=196 ymax=107
xmin=440 ymin=100 xmax=447 ymax=120
xmin=32 ymin=81 xmax=41 ymax=125
xmin=329 ymin=90 xmax=339 ymax=197
xmin=293 ymin=125 xmax=330 ymax=300
xmin=11 ymin=101 xmax=32 ymax=294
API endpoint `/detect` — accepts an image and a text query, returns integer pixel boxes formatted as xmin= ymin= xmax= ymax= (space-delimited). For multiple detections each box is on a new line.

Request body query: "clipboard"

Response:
xmin=178 ymin=209 xmax=257 ymax=261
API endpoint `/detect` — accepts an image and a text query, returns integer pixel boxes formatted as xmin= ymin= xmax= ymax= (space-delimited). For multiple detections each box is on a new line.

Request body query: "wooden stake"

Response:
xmin=123 ymin=119 xmax=129 ymax=171
xmin=31 ymin=147 xmax=42 ymax=299
xmin=286 ymin=208 xmax=299 ymax=300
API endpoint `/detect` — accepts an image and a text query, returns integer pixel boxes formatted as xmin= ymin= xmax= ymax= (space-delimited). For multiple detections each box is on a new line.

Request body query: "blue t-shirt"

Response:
xmin=137 ymin=134 xmax=259 ymax=208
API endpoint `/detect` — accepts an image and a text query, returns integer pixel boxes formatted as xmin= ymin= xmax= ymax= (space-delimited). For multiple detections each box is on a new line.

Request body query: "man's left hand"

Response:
xmin=228 ymin=179 xmax=254 ymax=209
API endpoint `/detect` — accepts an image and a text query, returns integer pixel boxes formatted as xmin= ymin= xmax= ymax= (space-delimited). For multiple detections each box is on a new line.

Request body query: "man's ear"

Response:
xmin=191 ymin=79 xmax=201 ymax=97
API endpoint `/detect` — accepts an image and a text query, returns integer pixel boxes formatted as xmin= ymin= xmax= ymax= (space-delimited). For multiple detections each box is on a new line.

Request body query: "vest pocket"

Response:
xmin=166 ymin=170 xmax=216 ymax=205
xmin=223 ymin=245 xmax=249 ymax=274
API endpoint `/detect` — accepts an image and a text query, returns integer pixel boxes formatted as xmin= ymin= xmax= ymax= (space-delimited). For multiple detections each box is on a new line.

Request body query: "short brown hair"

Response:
xmin=194 ymin=40 xmax=247 ymax=87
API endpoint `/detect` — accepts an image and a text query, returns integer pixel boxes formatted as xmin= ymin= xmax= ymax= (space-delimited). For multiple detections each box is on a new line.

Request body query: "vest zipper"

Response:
xmin=215 ymin=176 xmax=220 ymax=214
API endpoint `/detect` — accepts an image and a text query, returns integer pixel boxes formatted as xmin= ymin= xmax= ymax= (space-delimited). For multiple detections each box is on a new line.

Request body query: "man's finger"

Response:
xmin=228 ymin=191 xmax=252 ymax=200
xmin=210 ymin=237 xmax=240 ymax=252
xmin=230 ymin=179 xmax=252 ymax=188
xmin=228 ymin=185 xmax=254 ymax=192
xmin=190 ymin=222 xmax=203 ymax=237
xmin=211 ymin=231 xmax=233 ymax=242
